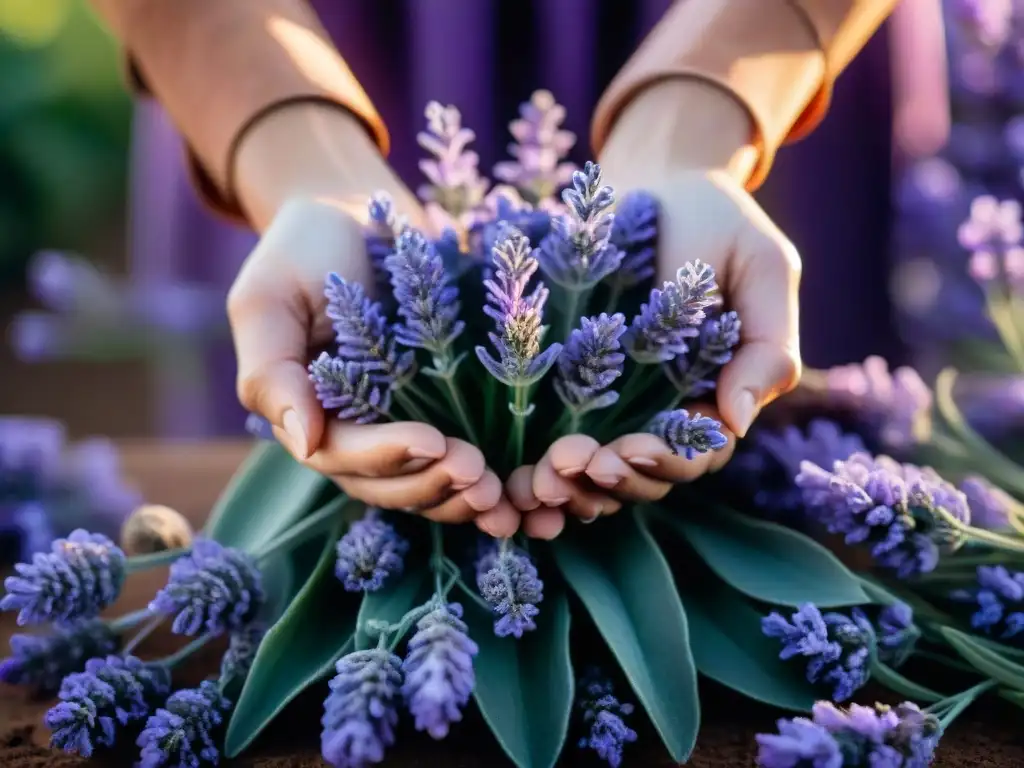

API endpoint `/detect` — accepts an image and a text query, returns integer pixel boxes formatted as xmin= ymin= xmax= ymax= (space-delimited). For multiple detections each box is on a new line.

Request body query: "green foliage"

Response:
xmin=940 ymin=627 xmax=1024 ymax=691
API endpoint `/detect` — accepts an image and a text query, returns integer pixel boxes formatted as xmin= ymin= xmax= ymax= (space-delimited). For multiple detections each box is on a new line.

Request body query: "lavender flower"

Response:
xmin=473 ymin=192 xmax=553 ymax=258
xmin=219 ymin=622 xmax=266 ymax=684
xmin=875 ymin=602 xmax=921 ymax=668
xmin=475 ymin=541 xmax=544 ymax=638
xmin=607 ymin=191 xmax=658 ymax=292
xmin=149 ymin=538 xmax=264 ymax=636
xmin=959 ymin=195 xmax=1024 ymax=287
xmin=761 ymin=604 xmax=874 ymax=702
xmin=0 ymin=620 xmax=118 ymax=695
xmin=321 ymin=649 xmax=403 ymax=768
xmin=385 ymin=228 xmax=465 ymax=360
xmin=624 ymin=261 xmax=718 ymax=363
xmin=536 ymin=162 xmax=623 ymax=289
xmin=493 ymin=90 xmax=576 ymax=203
xmin=1 ymin=529 xmax=126 ymax=625
xmin=667 ymin=311 xmax=742 ymax=399
xmin=576 ymin=672 xmax=638 ymax=768
xmin=823 ymin=356 xmax=933 ymax=451
xmin=136 ymin=680 xmax=231 ymax=768
xmin=244 ymin=413 xmax=274 ymax=441
xmin=953 ymin=0 xmax=1015 ymax=50
xmin=796 ymin=453 xmax=970 ymax=578
xmin=951 ymin=565 xmax=1024 ymax=640
xmin=475 ymin=223 xmax=562 ymax=387
xmin=647 ymin=409 xmax=728 ymax=460
xmin=756 ymin=700 xmax=941 ymax=768
xmin=554 ymin=313 xmax=627 ymax=413
xmin=45 ymin=654 xmax=171 ymax=756
xmin=401 ymin=602 xmax=478 ymax=739
xmin=309 ymin=353 xmax=392 ymax=424
xmin=959 ymin=475 xmax=1014 ymax=530
xmin=335 ymin=510 xmax=409 ymax=593
xmin=417 ymin=102 xmax=489 ymax=232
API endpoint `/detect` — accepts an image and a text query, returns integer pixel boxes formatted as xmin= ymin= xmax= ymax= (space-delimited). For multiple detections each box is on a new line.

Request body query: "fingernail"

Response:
xmin=450 ymin=477 xmax=478 ymax=491
xmin=408 ymin=446 xmax=445 ymax=460
xmin=282 ymin=409 xmax=309 ymax=458
xmin=557 ymin=466 xmax=586 ymax=478
xmin=587 ymin=472 xmax=625 ymax=489
xmin=580 ymin=510 xmax=602 ymax=525
xmin=399 ymin=458 xmax=433 ymax=474
xmin=541 ymin=496 xmax=570 ymax=507
xmin=732 ymin=390 xmax=759 ymax=437
xmin=626 ymin=456 xmax=658 ymax=468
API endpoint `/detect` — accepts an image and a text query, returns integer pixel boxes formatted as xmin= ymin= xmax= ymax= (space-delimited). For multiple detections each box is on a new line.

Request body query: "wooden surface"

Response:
xmin=1 ymin=440 xmax=1023 ymax=767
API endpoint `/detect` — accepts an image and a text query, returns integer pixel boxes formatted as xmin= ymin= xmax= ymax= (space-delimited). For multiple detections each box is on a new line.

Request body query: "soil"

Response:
xmin=1 ymin=441 xmax=1022 ymax=767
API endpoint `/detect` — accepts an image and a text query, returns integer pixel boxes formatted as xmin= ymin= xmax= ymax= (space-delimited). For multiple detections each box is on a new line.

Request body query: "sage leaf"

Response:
xmin=464 ymin=585 xmax=573 ymax=768
xmin=552 ymin=514 xmax=700 ymax=762
xmin=940 ymin=626 xmax=1024 ymax=690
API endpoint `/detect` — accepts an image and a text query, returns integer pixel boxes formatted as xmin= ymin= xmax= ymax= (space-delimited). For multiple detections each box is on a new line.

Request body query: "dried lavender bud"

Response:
xmin=575 ymin=672 xmax=638 ymax=768
xmin=220 ymin=622 xmax=266 ymax=684
xmin=149 ymin=538 xmax=264 ymax=636
xmin=136 ymin=680 xmax=231 ymax=768
xmin=309 ymin=353 xmax=393 ymax=424
xmin=0 ymin=620 xmax=118 ymax=695
xmin=607 ymin=191 xmax=658 ymax=291
xmin=335 ymin=510 xmax=409 ymax=592
xmin=475 ymin=541 xmax=544 ymax=638
xmin=624 ymin=261 xmax=717 ymax=364
xmin=555 ymin=313 xmax=626 ymax=414
xmin=2 ymin=529 xmax=126 ymax=626
xmin=493 ymin=90 xmax=576 ymax=203
xmin=120 ymin=504 xmax=194 ymax=556
xmin=647 ymin=409 xmax=727 ymax=460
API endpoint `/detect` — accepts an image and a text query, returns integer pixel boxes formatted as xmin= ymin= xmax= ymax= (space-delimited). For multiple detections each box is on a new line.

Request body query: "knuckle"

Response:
xmin=776 ymin=347 xmax=803 ymax=395
xmin=235 ymin=371 xmax=264 ymax=413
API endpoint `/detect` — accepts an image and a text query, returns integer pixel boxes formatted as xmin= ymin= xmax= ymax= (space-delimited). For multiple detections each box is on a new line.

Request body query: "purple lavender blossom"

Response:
xmin=244 ymin=413 xmax=275 ymax=441
xmin=647 ymin=409 xmax=728 ymax=460
xmin=555 ymin=313 xmax=627 ymax=413
xmin=959 ymin=195 xmax=1024 ymax=287
xmin=875 ymin=602 xmax=921 ymax=668
xmin=796 ymin=453 xmax=970 ymax=578
xmin=364 ymin=192 xmax=405 ymax=297
xmin=761 ymin=604 xmax=873 ymax=702
xmin=136 ymin=680 xmax=231 ymax=768
xmin=476 ymin=223 xmax=562 ymax=386
xmin=953 ymin=0 xmax=1015 ymax=50
xmin=309 ymin=353 xmax=393 ymax=424
xmin=1 ymin=529 xmax=126 ymax=626
xmin=417 ymin=102 xmax=490 ymax=233
xmin=667 ymin=311 xmax=742 ymax=399
xmin=493 ymin=90 xmax=577 ymax=203
xmin=149 ymin=538 xmax=264 ymax=636
xmin=335 ymin=510 xmax=409 ymax=593
xmin=219 ymin=622 xmax=266 ymax=684
xmin=401 ymin=602 xmax=478 ymax=739
xmin=0 ymin=620 xmax=118 ymax=695
xmin=624 ymin=261 xmax=718 ymax=363
xmin=951 ymin=565 xmax=1024 ymax=640
xmin=958 ymin=475 xmax=1015 ymax=530
xmin=756 ymin=700 xmax=941 ymax=768
xmin=321 ymin=649 xmax=403 ymax=768
xmin=475 ymin=541 xmax=544 ymax=638
xmin=576 ymin=672 xmax=638 ymax=768
xmin=823 ymin=356 xmax=933 ymax=451
xmin=385 ymin=228 xmax=465 ymax=359
xmin=473 ymin=192 xmax=553 ymax=259
xmin=536 ymin=162 xmax=624 ymax=289
xmin=45 ymin=654 xmax=171 ymax=757
xmin=607 ymin=191 xmax=658 ymax=292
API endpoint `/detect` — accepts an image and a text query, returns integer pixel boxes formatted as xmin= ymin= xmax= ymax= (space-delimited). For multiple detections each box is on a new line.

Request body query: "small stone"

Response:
xmin=120 ymin=505 xmax=194 ymax=556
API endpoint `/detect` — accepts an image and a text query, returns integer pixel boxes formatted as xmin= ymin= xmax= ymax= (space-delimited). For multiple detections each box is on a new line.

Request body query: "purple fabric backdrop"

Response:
xmin=127 ymin=0 xmax=895 ymax=437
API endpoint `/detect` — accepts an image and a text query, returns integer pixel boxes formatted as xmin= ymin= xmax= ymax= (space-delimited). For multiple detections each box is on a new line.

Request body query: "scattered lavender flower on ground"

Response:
xmin=951 ymin=565 xmax=1024 ymax=640
xmin=149 ymin=538 xmax=264 ymax=636
xmin=607 ymin=191 xmax=658 ymax=292
xmin=417 ymin=102 xmax=490 ymax=233
xmin=309 ymin=353 xmax=393 ymax=424
xmin=46 ymin=654 xmax=170 ymax=757
xmin=0 ymin=619 xmax=118 ymax=695
xmin=401 ymin=602 xmax=478 ymax=739
xmin=875 ymin=602 xmax=921 ymax=668
xmin=493 ymin=90 xmax=576 ymax=203
xmin=475 ymin=541 xmax=544 ymax=638
xmin=756 ymin=700 xmax=941 ymax=767
xmin=624 ymin=261 xmax=717 ymax=363
xmin=796 ymin=453 xmax=970 ymax=578
xmin=136 ymin=680 xmax=231 ymax=768
xmin=958 ymin=475 xmax=1015 ymax=530
xmin=762 ymin=604 xmax=874 ymax=702
xmin=321 ymin=649 xmax=403 ymax=768
xmin=1 ymin=529 xmax=126 ymax=626
xmin=335 ymin=510 xmax=409 ymax=593
xmin=220 ymin=622 xmax=267 ymax=684
xmin=576 ymin=672 xmax=638 ymax=768
xmin=667 ymin=310 xmax=742 ymax=399
xmin=476 ymin=223 xmax=562 ymax=386
xmin=555 ymin=313 xmax=627 ymax=413
xmin=647 ymin=409 xmax=728 ymax=460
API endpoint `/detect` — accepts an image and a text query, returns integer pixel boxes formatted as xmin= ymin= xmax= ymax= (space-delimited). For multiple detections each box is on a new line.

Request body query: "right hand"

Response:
xmin=227 ymin=196 xmax=520 ymax=536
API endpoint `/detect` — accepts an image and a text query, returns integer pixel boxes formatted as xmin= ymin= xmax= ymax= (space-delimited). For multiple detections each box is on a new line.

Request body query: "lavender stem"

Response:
xmin=252 ymin=495 xmax=348 ymax=563
xmin=433 ymin=372 xmax=480 ymax=444
xmin=125 ymin=547 xmax=191 ymax=574
xmin=161 ymin=633 xmax=215 ymax=670
xmin=123 ymin=614 xmax=165 ymax=655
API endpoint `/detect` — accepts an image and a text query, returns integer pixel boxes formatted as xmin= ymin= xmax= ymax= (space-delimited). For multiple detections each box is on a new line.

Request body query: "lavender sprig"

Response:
xmin=309 ymin=354 xmax=393 ymax=424
xmin=665 ymin=311 xmax=742 ymax=401
xmin=0 ymin=620 xmax=118 ymax=695
xmin=219 ymin=622 xmax=266 ymax=684
xmin=647 ymin=409 xmax=728 ymax=460
xmin=493 ymin=90 xmax=576 ymax=204
xmin=605 ymin=191 xmax=659 ymax=305
xmin=366 ymin=192 xmax=406 ymax=295
xmin=136 ymin=680 xmax=231 ymax=768
xmin=475 ymin=541 xmax=544 ymax=638
xmin=951 ymin=565 xmax=1024 ymax=640
xmin=555 ymin=313 xmax=627 ymax=425
xmin=575 ymin=672 xmax=638 ymax=768
xmin=417 ymin=102 xmax=489 ymax=235
xmin=335 ymin=510 xmax=409 ymax=593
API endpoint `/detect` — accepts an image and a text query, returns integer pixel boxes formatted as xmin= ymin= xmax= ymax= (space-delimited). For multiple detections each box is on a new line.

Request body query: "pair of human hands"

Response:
xmin=226 ymin=153 xmax=802 ymax=539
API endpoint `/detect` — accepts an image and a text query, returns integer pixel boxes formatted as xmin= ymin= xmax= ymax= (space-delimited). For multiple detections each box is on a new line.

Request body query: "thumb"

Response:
xmin=229 ymin=294 xmax=323 ymax=460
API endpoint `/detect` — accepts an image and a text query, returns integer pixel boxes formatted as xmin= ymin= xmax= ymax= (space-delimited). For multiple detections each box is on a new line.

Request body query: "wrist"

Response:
xmin=599 ymin=78 xmax=759 ymax=186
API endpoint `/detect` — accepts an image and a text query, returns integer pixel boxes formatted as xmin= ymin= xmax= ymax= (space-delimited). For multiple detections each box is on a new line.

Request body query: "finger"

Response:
xmin=506 ymin=466 xmax=542 ymax=511
xmin=474 ymin=497 xmax=522 ymax=538
xmin=533 ymin=442 xmax=619 ymax=518
xmin=420 ymin=473 xmax=507 ymax=526
xmin=332 ymin=438 xmax=485 ymax=509
xmin=609 ymin=419 xmax=736 ymax=484
xmin=547 ymin=434 xmax=603 ymax=477
xmin=305 ymin=421 xmax=447 ymax=478
xmin=522 ymin=507 xmax=566 ymax=540
xmin=718 ymin=228 xmax=802 ymax=437
xmin=584 ymin=446 xmax=672 ymax=503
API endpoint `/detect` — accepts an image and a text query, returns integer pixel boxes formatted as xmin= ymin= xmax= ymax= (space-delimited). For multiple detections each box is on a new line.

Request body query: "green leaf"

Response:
xmin=552 ymin=513 xmax=700 ymax=762
xmin=463 ymin=585 xmax=573 ymax=768
xmin=355 ymin=568 xmax=429 ymax=650
xmin=225 ymin=523 xmax=358 ymax=757
xmin=940 ymin=627 xmax=1024 ymax=690
xmin=205 ymin=442 xmax=332 ymax=553
xmin=679 ymin=580 xmax=816 ymax=711
xmin=666 ymin=503 xmax=868 ymax=608
xmin=868 ymin=661 xmax=944 ymax=704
